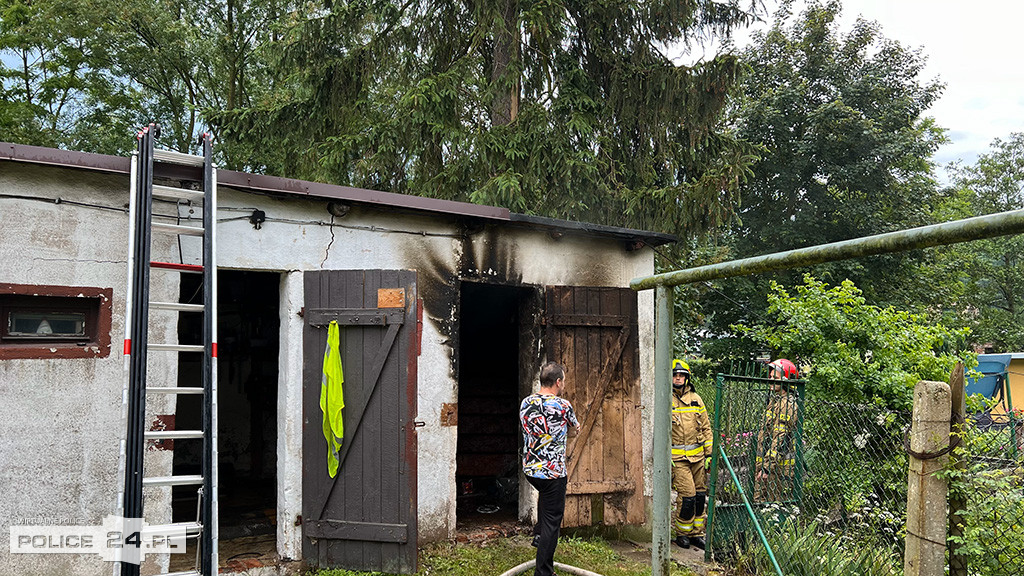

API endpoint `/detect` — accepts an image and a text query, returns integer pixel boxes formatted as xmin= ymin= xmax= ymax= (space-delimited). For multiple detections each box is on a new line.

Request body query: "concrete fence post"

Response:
xmin=904 ymin=380 xmax=951 ymax=576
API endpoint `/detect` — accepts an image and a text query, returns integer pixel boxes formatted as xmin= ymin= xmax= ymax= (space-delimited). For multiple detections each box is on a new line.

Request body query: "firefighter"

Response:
xmin=754 ymin=358 xmax=799 ymax=502
xmin=671 ymin=359 xmax=712 ymax=549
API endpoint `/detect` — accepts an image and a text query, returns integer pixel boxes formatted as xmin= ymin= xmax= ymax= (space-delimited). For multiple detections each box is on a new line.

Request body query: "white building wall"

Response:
xmin=206 ymin=187 xmax=657 ymax=544
xmin=0 ymin=164 xmax=178 ymax=575
xmin=0 ymin=162 xmax=659 ymax=572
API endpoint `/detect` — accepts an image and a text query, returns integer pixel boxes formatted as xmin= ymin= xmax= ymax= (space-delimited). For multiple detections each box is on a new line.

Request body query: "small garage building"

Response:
xmin=0 ymin=142 xmax=672 ymax=574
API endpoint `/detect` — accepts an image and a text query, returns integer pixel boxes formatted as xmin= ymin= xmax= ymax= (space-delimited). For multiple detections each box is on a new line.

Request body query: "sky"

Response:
xmin=688 ymin=0 xmax=1024 ymax=175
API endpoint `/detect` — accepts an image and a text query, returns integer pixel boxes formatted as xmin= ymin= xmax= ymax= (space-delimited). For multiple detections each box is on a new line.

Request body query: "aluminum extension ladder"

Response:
xmin=117 ymin=125 xmax=219 ymax=576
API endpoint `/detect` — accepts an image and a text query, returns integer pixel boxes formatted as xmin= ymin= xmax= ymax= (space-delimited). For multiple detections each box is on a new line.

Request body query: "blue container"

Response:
xmin=966 ymin=354 xmax=1011 ymax=398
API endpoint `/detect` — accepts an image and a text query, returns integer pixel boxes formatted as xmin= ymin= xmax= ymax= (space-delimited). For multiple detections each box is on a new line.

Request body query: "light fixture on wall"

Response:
xmin=327 ymin=202 xmax=351 ymax=218
xmin=249 ymin=209 xmax=266 ymax=230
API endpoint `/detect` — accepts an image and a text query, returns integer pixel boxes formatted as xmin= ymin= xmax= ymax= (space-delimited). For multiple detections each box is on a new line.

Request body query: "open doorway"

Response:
xmin=455 ymin=282 xmax=537 ymax=530
xmin=173 ymin=270 xmax=279 ymax=544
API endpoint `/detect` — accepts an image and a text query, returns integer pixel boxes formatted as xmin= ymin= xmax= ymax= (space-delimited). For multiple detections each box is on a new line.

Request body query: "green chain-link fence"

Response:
xmin=949 ymin=409 xmax=1024 ymax=576
xmin=704 ymin=366 xmax=909 ymax=576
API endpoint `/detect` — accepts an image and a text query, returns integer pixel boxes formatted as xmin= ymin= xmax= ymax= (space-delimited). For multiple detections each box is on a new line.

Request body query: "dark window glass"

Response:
xmin=8 ymin=311 xmax=88 ymax=339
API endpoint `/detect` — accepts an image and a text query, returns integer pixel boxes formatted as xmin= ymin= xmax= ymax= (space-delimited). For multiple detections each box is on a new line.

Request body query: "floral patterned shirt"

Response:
xmin=520 ymin=393 xmax=579 ymax=479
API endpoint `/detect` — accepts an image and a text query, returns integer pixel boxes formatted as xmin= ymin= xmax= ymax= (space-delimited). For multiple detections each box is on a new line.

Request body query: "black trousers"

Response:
xmin=526 ymin=475 xmax=567 ymax=576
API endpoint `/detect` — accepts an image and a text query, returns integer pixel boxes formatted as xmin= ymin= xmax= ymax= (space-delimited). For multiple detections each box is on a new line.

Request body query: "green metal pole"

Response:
xmin=793 ymin=381 xmax=805 ymax=506
xmin=1005 ymin=373 xmax=1017 ymax=461
xmin=750 ymin=385 xmax=760 ymax=500
xmin=705 ymin=373 xmax=726 ymax=562
xmin=719 ymin=445 xmax=786 ymax=576
xmin=630 ymin=208 xmax=1024 ymax=290
xmin=652 ymin=285 xmax=674 ymax=576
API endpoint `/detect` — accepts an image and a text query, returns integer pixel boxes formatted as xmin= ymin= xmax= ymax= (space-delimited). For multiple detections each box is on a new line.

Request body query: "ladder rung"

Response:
xmin=143 ymin=475 xmax=204 ymax=487
xmin=152 ymin=184 xmax=206 ymax=203
xmin=145 ymin=430 xmax=204 ymax=440
xmin=141 ymin=521 xmax=203 ymax=538
xmin=146 ymin=386 xmax=204 ymax=394
xmin=151 ymin=261 xmax=203 ymax=273
xmin=150 ymin=301 xmax=205 ymax=312
xmin=149 ymin=343 xmax=205 ymax=353
xmin=153 ymin=149 xmax=205 ymax=167
xmin=153 ymin=222 xmax=204 ymax=236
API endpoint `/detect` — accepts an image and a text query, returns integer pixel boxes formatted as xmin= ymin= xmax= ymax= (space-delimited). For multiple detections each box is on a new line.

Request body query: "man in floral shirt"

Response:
xmin=520 ymin=361 xmax=579 ymax=576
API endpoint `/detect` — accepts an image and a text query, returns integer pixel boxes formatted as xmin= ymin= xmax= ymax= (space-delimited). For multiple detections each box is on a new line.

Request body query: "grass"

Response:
xmin=309 ymin=534 xmax=698 ymax=576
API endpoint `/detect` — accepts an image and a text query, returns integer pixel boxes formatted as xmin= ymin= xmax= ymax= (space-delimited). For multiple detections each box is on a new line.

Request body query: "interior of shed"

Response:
xmin=172 ymin=270 xmax=280 ymax=561
xmin=455 ymin=281 xmax=537 ymax=530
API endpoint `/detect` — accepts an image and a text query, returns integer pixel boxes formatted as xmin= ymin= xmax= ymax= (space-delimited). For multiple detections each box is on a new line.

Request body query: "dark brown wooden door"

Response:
xmin=302 ymin=270 xmax=418 ymax=573
xmin=545 ymin=286 xmax=645 ymax=527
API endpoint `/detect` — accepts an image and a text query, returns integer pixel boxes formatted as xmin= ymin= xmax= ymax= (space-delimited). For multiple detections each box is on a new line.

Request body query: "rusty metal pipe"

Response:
xmin=631 ymin=208 xmax=1024 ymax=290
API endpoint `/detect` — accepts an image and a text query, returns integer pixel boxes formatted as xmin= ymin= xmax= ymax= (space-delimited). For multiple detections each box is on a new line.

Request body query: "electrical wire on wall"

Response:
xmin=1 ymin=193 xmax=469 ymax=239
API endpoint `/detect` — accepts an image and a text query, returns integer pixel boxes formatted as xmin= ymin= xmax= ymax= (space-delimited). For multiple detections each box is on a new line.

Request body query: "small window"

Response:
xmin=8 ymin=311 xmax=88 ymax=339
xmin=0 ymin=284 xmax=113 ymax=359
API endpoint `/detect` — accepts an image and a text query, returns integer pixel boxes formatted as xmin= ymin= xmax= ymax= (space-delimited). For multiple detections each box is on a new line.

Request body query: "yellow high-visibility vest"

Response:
xmin=320 ymin=321 xmax=345 ymax=477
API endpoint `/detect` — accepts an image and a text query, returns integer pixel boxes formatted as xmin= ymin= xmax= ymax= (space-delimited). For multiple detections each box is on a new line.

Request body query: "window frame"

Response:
xmin=0 ymin=283 xmax=113 ymax=359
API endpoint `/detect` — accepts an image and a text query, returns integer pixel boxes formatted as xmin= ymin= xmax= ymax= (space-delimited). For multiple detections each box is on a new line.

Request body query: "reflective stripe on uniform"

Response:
xmin=755 ymin=456 xmax=795 ymax=466
xmin=672 ymin=443 xmax=704 ymax=457
xmin=673 ymin=406 xmax=706 ymax=414
xmin=693 ymin=517 xmax=705 ymax=528
xmin=766 ymin=411 xmax=792 ymax=422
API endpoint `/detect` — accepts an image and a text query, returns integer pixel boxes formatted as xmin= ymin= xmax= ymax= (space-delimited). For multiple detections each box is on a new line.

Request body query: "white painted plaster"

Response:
xmin=412 ymin=316 xmax=460 ymax=542
xmin=637 ymin=289 xmax=656 ymax=498
xmin=277 ymin=272 xmax=305 ymax=559
xmin=0 ymin=164 xmax=177 ymax=575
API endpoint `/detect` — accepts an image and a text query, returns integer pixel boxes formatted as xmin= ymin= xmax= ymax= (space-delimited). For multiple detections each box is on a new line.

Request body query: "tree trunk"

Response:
xmin=489 ymin=0 xmax=519 ymax=126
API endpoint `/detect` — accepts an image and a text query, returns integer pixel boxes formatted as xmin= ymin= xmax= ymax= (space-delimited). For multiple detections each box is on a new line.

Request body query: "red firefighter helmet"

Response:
xmin=768 ymin=358 xmax=799 ymax=379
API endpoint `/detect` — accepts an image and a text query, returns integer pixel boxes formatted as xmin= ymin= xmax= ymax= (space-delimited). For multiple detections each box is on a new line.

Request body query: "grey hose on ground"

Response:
xmin=497 ymin=559 xmax=605 ymax=576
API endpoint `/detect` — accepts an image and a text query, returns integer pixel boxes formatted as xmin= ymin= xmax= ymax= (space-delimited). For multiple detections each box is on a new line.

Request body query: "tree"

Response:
xmin=0 ymin=0 xmax=143 ymax=153
xmin=737 ymin=275 xmax=970 ymax=410
xmin=695 ymin=0 xmax=947 ymax=355
xmin=0 ymin=0 xmax=282 ymax=154
xmin=924 ymin=133 xmax=1024 ymax=351
xmin=210 ymin=0 xmax=763 ymax=238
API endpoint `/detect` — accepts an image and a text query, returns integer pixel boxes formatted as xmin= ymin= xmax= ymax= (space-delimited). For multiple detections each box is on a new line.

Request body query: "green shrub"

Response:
xmin=736 ymin=520 xmax=901 ymax=576
xmin=944 ymin=425 xmax=1024 ymax=576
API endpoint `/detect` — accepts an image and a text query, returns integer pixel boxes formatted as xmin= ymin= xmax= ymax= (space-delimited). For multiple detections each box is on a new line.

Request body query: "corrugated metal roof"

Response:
xmin=1 ymin=141 xmax=676 ymax=247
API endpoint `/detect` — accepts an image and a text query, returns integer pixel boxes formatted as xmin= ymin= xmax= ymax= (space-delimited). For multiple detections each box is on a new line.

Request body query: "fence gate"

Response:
xmin=704 ymin=364 xmax=909 ymax=573
xmin=302 ymin=270 xmax=418 ymax=574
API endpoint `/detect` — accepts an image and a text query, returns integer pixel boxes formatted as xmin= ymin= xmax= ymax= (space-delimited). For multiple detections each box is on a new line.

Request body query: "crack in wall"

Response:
xmin=31 ymin=257 xmax=126 ymax=264
xmin=320 ymin=215 xmax=336 ymax=269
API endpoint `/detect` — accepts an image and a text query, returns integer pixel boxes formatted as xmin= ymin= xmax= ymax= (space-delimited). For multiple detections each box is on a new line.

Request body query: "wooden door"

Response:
xmin=302 ymin=270 xmax=418 ymax=573
xmin=545 ymin=286 xmax=644 ymax=527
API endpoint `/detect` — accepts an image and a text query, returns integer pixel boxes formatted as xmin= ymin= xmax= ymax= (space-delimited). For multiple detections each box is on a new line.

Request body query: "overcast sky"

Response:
xmin=690 ymin=0 xmax=1024 ymax=175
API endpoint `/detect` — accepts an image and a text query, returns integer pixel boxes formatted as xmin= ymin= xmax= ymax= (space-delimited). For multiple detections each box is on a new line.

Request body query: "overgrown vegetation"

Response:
xmin=735 ymin=275 xmax=971 ymax=410
xmin=307 ymin=536 xmax=697 ymax=576
xmin=943 ymin=419 xmax=1024 ymax=576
